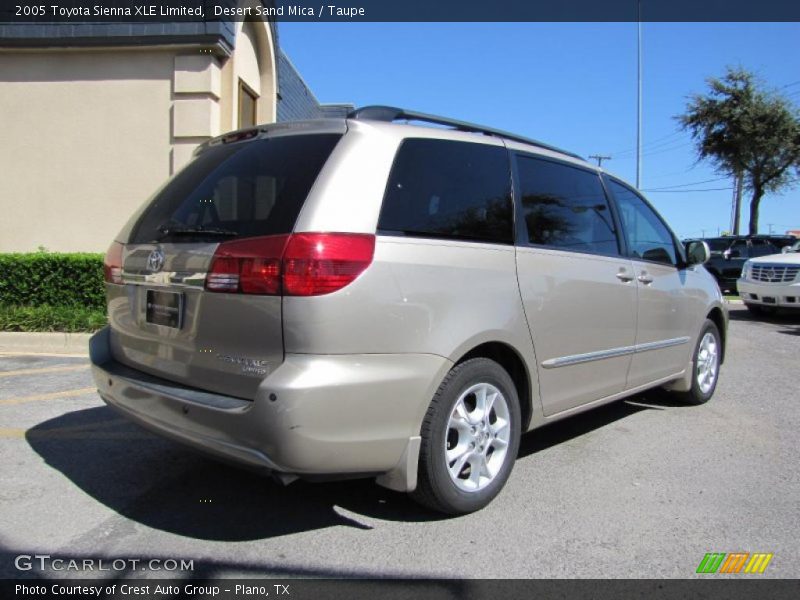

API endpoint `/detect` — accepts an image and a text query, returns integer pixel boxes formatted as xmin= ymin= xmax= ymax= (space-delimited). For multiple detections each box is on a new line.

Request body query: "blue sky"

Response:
xmin=279 ymin=22 xmax=800 ymax=239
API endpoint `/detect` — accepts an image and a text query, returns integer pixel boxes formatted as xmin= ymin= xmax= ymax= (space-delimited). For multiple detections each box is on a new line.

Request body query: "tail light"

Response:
xmin=206 ymin=233 xmax=375 ymax=296
xmin=103 ymin=241 xmax=124 ymax=284
xmin=206 ymin=235 xmax=289 ymax=294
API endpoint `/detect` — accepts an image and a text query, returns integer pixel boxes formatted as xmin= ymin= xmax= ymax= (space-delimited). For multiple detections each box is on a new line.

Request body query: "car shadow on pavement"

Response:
xmin=26 ymin=405 xmax=455 ymax=541
xmin=27 ymin=394 xmax=678 ymax=540
xmin=517 ymin=397 xmax=659 ymax=459
xmin=727 ymin=304 xmax=800 ymax=324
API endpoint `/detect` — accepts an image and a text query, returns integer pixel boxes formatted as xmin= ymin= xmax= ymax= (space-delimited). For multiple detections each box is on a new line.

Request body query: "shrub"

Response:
xmin=0 ymin=252 xmax=105 ymax=310
xmin=0 ymin=304 xmax=107 ymax=332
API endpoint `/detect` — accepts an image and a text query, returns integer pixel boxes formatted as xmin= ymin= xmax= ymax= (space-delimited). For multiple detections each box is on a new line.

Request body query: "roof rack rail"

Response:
xmin=347 ymin=105 xmax=584 ymax=161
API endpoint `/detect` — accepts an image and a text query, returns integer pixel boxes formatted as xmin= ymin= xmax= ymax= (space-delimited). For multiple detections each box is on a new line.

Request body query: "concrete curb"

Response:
xmin=0 ymin=332 xmax=92 ymax=355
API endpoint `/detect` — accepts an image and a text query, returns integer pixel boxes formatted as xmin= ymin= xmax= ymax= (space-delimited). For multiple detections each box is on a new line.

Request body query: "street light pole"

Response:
xmin=636 ymin=0 xmax=642 ymax=188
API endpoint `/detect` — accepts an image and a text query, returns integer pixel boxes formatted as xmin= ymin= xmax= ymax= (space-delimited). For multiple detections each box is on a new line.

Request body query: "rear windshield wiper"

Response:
xmin=157 ymin=225 xmax=238 ymax=239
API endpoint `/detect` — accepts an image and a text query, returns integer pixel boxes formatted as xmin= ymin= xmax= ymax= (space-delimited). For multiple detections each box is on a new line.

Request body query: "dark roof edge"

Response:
xmin=0 ymin=22 xmax=238 ymax=54
xmin=0 ymin=34 xmax=233 ymax=55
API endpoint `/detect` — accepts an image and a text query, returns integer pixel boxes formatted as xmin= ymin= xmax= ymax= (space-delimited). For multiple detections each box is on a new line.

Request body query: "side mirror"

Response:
xmin=783 ymin=246 xmax=791 ymax=254
xmin=686 ymin=240 xmax=710 ymax=266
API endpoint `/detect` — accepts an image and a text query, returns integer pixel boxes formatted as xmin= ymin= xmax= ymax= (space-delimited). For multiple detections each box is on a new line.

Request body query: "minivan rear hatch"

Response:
xmin=105 ymin=129 xmax=343 ymax=399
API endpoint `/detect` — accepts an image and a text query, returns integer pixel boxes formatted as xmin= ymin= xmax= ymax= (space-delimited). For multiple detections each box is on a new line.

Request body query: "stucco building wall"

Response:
xmin=0 ymin=13 xmax=350 ymax=253
xmin=0 ymin=50 xmax=176 ymax=252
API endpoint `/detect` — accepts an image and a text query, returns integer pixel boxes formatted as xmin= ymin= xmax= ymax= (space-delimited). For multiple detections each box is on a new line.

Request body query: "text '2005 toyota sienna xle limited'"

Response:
xmin=90 ymin=106 xmax=727 ymax=514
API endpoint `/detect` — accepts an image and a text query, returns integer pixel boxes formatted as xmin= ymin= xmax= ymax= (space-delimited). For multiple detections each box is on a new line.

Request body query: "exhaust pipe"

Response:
xmin=272 ymin=472 xmax=299 ymax=486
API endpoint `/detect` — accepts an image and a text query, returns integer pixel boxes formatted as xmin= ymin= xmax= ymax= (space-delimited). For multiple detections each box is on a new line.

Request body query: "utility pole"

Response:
xmin=636 ymin=0 xmax=642 ymax=188
xmin=731 ymin=170 xmax=743 ymax=235
xmin=768 ymin=223 xmax=775 ymax=234
xmin=589 ymin=154 xmax=611 ymax=167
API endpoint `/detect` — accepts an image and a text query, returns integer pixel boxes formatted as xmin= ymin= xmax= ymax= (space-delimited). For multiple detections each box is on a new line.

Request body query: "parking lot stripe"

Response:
xmin=0 ymin=365 xmax=88 ymax=378
xmin=0 ymin=428 xmax=152 ymax=440
xmin=0 ymin=387 xmax=96 ymax=406
xmin=0 ymin=352 xmax=89 ymax=358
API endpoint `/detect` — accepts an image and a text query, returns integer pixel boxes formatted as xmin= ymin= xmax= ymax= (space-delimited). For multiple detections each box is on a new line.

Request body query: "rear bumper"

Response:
xmin=90 ymin=327 xmax=451 ymax=490
xmin=737 ymin=279 xmax=800 ymax=309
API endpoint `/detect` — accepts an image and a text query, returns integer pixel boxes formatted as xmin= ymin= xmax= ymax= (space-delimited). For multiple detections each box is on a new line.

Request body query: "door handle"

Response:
xmin=637 ymin=272 xmax=654 ymax=285
xmin=616 ymin=270 xmax=634 ymax=282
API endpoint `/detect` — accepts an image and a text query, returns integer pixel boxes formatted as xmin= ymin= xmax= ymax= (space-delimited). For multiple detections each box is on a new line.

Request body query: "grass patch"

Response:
xmin=0 ymin=304 xmax=107 ymax=332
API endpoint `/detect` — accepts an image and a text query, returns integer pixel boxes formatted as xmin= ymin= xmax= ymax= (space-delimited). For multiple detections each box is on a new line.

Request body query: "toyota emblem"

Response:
xmin=147 ymin=248 xmax=165 ymax=273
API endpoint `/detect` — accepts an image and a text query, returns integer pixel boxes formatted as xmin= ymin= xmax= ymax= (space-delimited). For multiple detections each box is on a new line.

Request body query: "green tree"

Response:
xmin=677 ymin=67 xmax=800 ymax=235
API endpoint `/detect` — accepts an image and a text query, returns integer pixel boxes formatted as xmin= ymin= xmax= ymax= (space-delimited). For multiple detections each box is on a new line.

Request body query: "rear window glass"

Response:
xmin=130 ymin=134 xmax=341 ymax=243
xmin=378 ymin=139 xmax=513 ymax=244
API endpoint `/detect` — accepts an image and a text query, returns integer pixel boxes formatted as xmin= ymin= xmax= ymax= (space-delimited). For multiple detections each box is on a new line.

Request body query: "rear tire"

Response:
xmin=411 ymin=358 xmax=521 ymax=515
xmin=745 ymin=303 xmax=764 ymax=316
xmin=676 ymin=319 xmax=721 ymax=406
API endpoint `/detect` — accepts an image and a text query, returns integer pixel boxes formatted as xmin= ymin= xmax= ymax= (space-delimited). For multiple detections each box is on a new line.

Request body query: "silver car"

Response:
xmin=90 ymin=106 xmax=727 ymax=514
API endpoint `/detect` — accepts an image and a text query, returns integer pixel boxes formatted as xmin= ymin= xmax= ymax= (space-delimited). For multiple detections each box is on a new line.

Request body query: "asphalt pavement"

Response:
xmin=1 ymin=304 xmax=798 ymax=579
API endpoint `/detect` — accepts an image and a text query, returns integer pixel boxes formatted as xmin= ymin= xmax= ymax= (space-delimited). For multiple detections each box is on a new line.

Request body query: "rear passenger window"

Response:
xmin=515 ymin=156 xmax=620 ymax=256
xmin=379 ymin=139 xmax=513 ymax=244
xmin=750 ymin=241 xmax=779 ymax=257
xmin=607 ymin=179 xmax=678 ymax=266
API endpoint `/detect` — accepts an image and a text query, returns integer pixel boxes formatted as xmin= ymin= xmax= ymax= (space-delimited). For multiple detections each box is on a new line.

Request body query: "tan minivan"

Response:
xmin=90 ymin=106 xmax=727 ymax=514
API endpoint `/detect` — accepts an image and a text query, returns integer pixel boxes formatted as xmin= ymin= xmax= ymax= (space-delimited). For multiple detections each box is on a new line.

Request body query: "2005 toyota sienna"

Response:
xmin=90 ymin=106 xmax=727 ymax=514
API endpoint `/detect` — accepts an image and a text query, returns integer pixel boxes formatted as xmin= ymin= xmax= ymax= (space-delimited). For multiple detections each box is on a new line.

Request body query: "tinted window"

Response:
xmin=728 ymin=240 xmax=748 ymax=258
xmin=131 ymin=134 xmax=341 ymax=243
xmin=705 ymin=238 xmax=730 ymax=253
xmin=516 ymin=156 xmax=619 ymax=256
xmin=750 ymin=241 xmax=779 ymax=257
xmin=379 ymin=139 xmax=513 ymax=244
xmin=607 ymin=179 xmax=678 ymax=266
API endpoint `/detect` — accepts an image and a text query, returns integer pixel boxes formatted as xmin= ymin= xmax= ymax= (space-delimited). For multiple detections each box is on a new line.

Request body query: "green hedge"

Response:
xmin=0 ymin=252 xmax=105 ymax=310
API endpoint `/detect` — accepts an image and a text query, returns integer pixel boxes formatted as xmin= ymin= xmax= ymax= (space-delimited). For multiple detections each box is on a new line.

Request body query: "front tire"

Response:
xmin=676 ymin=319 xmax=721 ymax=405
xmin=411 ymin=358 xmax=521 ymax=515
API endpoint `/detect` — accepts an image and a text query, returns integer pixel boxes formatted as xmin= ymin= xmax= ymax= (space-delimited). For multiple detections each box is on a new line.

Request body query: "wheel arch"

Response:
xmin=454 ymin=341 xmax=533 ymax=432
xmin=706 ymin=306 xmax=726 ymax=363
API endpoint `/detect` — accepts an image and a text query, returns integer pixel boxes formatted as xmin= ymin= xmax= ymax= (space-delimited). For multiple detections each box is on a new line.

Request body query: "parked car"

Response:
xmin=782 ymin=240 xmax=800 ymax=254
xmin=683 ymin=236 xmax=781 ymax=293
xmin=90 ymin=106 xmax=727 ymax=514
xmin=755 ymin=234 xmax=797 ymax=251
xmin=738 ymin=247 xmax=800 ymax=314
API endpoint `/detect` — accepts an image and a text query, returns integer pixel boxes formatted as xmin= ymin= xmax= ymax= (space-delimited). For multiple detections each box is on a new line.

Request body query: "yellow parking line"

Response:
xmin=0 ymin=428 xmax=152 ymax=440
xmin=0 ymin=365 xmax=88 ymax=378
xmin=0 ymin=387 xmax=96 ymax=406
xmin=0 ymin=352 xmax=89 ymax=358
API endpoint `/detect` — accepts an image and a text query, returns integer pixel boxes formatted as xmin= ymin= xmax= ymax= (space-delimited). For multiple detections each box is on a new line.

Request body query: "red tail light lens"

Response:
xmin=283 ymin=233 xmax=376 ymax=296
xmin=205 ymin=233 xmax=375 ymax=296
xmin=103 ymin=241 xmax=124 ymax=284
xmin=206 ymin=235 xmax=289 ymax=294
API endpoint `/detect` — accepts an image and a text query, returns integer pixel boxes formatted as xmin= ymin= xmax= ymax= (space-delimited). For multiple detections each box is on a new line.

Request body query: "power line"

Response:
xmin=641 ymin=177 xmax=729 ymax=191
xmin=614 ymin=141 xmax=693 ymax=161
xmin=611 ymin=131 xmax=684 ymax=157
xmin=646 ymin=163 xmax=701 ymax=180
xmin=645 ymin=187 xmax=733 ymax=193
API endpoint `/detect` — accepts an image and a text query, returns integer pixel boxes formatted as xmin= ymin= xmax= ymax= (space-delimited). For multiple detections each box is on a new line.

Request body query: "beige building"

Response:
xmin=0 ymin=10 xmax=347 ymax=252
